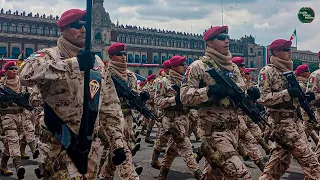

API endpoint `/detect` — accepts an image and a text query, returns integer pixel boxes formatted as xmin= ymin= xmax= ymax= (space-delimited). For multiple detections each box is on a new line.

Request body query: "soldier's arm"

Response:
xmin=19 ymin=50 xmax=80 ymax=87
xmin=154 ymin=79 xmax=176 ymax=108
xmin=257 ymin=68 xmax=291 ymax=106
xmin=180 ymin=64 xmax=209 ymax=106
xmin=312 ymin=73 xmax=320 ymax=102
xmin=99 ymin=68 xmax=125 ymax=150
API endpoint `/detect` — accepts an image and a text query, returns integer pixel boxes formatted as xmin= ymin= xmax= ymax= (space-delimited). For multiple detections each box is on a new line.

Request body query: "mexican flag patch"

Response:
xmin=309 ymin=77 xmax=315 ymax=84
xmin=259 ymin=74 xmax=266 ymax=81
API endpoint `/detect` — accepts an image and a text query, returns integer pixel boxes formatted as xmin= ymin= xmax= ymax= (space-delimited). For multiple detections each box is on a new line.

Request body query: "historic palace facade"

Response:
xmin=0 ymin=0 xmax=318 ymax=77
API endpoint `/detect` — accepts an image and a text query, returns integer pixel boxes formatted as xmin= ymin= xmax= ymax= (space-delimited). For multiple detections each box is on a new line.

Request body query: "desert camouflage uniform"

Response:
xmin=19 ymin=46 xmax=127 ymax=180
xmin=155 ymin=70 xmax=201 ymax=179
xmin=142 ymin=81 xmax=156 ymax=142
xmin=0 ymin=76 xmax=26 ymax=176
xmin=181 ymin=56 xmax=252 ymax=179
xmin=98 ymin=69 xmax=139 ymax=180
xmin=258 ymin=64 xmax=320 ymax=180
xmin=307 ymin=69 xmax=320 ymax=162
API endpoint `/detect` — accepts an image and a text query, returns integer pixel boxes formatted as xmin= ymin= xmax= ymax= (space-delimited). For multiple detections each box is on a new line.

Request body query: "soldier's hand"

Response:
xmin=288 ymin=87 xmax=300 ymax=98
xmin=207 ymin=84 xmax=228 ymax=99
xmin=76 ymin=50 xmax=95 ymax=71
xmin=140 ymin=91 xmax=150 ymax=102
xmin=246 ymin=86 xmax=260 ymax=101
xmin=306 ymin=91 xmax=315 ymax=102
xmin=112 ymin=148 xmax=126 ymax=165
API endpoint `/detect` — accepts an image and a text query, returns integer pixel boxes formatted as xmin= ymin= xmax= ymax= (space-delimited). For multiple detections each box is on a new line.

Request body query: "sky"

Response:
xmin=1 ymin=0 xmax=319 ymax=52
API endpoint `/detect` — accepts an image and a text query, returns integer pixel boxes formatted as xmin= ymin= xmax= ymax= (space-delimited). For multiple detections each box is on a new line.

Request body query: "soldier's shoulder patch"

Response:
xmin=258 ymin=73 xmax=267 ymax=88
xmin=28 ymin=52 xmax=45 ymax=59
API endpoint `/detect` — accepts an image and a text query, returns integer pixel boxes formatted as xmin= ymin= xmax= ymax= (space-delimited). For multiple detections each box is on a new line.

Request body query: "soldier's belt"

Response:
xmin=0 ymin=108 xmax=23 ymax=115
xmin=203 ymin=120 xmax=237 ymax=135
xmin=269 ymin=111 xmax=297 ymax=124
xmin=164 ymin=109 xmax=189 ymax=118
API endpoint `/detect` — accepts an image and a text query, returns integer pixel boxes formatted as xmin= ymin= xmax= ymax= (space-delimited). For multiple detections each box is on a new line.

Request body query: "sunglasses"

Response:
xmin=114 ymin=51 xmax=126 ymax=56
xmin=7 ymin=66 xmax=18 ymax=70
xmin=215 ymin=34 xmax=230 ymax=41
xmin=239 ymin=64 xmax=245 ymax=67
xmin=69 ymin=21 xmax=86 ymax=29
xmin=282 ymin=48 xmax=291 ymax=52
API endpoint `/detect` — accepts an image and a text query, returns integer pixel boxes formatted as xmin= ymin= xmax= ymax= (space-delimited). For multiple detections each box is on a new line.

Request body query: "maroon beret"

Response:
xmin=318 ymin=50 xmax=320 ymax=58
xmin=0 ymin=70 xmax=5 ymax=76
xmin=244 ymin=68 xmax=251 ymax=74
xmin=203 ymin=26 xmax=228 ymax=41
xmin=231 ymin=57 xmax=245 ymax=65
xmin=269 ymin=39 xmax=292 ymax=51
xmin=57 ymin=9 xmax=86 ymax=29
xmin=295 ymin=64 xmax=309 ymax=75
xmin=170 ymin=56 xmax=186 ymax=68
xmin=162 ymin=60 xmax=171 ymax=68
xmin=159 ymin=69 xmax=164 ymax=76
xmin=108 ymin=42 xmax=126 ymax=55
xmin=147 ymin=74 xmax=156 ymax=81
xmin=139 ymin=81 xmax=145 ymax=87
xmin=4 ymin=61 xmax=16 ymax=70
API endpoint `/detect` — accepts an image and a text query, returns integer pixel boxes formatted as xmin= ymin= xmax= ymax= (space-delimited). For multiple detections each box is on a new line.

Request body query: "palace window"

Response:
xmin=161 ymin=56 xmax=166 ymax=64
xmin=17 ymin=24 xmax=23 ymax=33
xmin=153 ymin=56 xmax=159 ymax=64
xmin=135 ymin=54 xmax=140 ymax=63
xmin=142 ymin=55 xmax=147 ymax=63
xmin=9 ymin=23 xmax=17 ymax=32
xmin=0 ymin=47 xmax=7 ymax=57
xmin=31 ymin=26 xmax=37 ymax=34
xmin=127 ymin=54 xmax=134 ymax=63
xmin=1 ymin=23 xmax=8 ymax=32
xmin=25 ymin=48 xmax=33 ymax=58
xmin=12 ymin=47 xmax=20 ymax=58
xmin=37 ymin=26 xmax=44 ymax=35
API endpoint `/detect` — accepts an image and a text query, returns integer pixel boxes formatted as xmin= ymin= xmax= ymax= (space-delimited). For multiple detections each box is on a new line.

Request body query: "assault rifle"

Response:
xmin=206 ymin=68 xmax=270 ymax=127
xmin=111 ymin=75 xmax=157 ymax=121
xmin=171 ymin=84 xmax=184 ymax=111
xmin=0 ymin=84 xmax=33 ymax=111
xmin=283 ymin=71 xmax=318 ymax=126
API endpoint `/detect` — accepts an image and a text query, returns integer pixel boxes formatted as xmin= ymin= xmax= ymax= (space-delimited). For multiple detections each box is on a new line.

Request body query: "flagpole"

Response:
xmin=296 ymin=29 xmax=298 ymax=49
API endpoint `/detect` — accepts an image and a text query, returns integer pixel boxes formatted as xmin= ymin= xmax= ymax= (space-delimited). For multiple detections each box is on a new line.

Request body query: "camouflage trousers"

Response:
xmin=99 ymin=139 xmax=139 ymax=180
xmin=22 ymin=110 xmax=36 ymax=143
xmin=1 ymin=113 xmax=24 ymax=157
xmin=201 ymin=127 xmax=252 ymax=179
xmin=188 ymin=109 xmax=201 ymax=139
xmin=38 ymin=128 xmax=100 ymax=180
xmin=161 ymin=115 xmax=199 ymax=173
xmin=259 ymin=115 xmax=320 ymax=180
xmin=238 ymin=116 xmax=263 ymax=161
xmin=123 ymin=115 xmax=134 ymax=142
xmin=154 ymin=122 xmax=170 ymax=152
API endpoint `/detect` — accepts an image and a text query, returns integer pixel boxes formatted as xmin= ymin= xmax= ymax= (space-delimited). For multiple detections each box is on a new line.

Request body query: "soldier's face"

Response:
xmin=300 ymin=71 xmax=310 ymax=78
xmin=207 ymin=33 xmax=230 ymax=55
xmin=61 ymin=20 xmax=86 ymax=48
xmin=111 ymin=51 xmax=127 ymax=62
xmin=172 ymin=64 xmax=186 ymax=75
xmin=274 ymin=48 xmax=291 ymax=61
xmin=164 ymin=68 xmax=169 ymax=74
xmin=6 ymin=66 xmax=18 ymax=79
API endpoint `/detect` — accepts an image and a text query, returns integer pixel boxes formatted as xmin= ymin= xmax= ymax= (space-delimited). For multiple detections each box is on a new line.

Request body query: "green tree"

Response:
xmin=293 ymin=59 xmax=302 ymax=70
xmin=309 ymin=62 xmax=318 ymax=72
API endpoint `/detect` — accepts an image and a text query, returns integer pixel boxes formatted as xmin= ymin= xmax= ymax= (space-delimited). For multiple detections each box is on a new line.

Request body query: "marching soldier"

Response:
xmin=181 ymin=25 xmax=252 ymax=179
xmin=155 ymin=55 xmax=202 ymax=180
xmin=19 ymin=9 xmax=127 ymax=179
xmin=0 ymin=70 xmax=5 ymax=77
xmin=151 ymin=60 xmax=171 ymax=169
xmin=142 ymin=74 xmax=157 ymax=144
xmin=0 ymin=61 xmax=26 ymax=178
xmin=258 ymin=39 xmax=320 ymax=179
xmin=99 ymin=42 xmax=143 ymax=179
xmin=295 ymin=64 xmax=319 ymax=145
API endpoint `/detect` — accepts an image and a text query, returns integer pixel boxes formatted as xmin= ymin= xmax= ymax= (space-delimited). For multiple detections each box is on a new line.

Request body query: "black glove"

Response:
xmin=140 ymin=91 xmax=150 ymax=102
xmin=288 ymin=87 xmax=300 ymax=98
xmin=207 ymin=84 xmax=228 ymax=99
xmin=306 ymin=91 xmax=315 ymax=102
xmin=246 ymin=86 xmax=260 ymax=101
xmin=76 ymin=50 xmax=95 ymax=71
xmin=112 ymin=148 xmax=126 ymax=165
xmin=20 ymin=92 xmax=30 ymax=101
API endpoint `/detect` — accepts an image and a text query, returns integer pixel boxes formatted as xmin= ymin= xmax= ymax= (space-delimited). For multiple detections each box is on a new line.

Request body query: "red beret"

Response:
xmin=57 ymin=9 xmax=86 ymax=29
xmin=244 ymin=68 xmax=251 ymax=74
xmin=139 ymin=81 xmax=145 ymax=87
xmin=318 ymin=50 xmax=320 ymax=58
xmin=162 ymin=60 xmax=171 ymax=68
xmin=295 ymin=64 xmax=309 ymax=75
xmin=231 ymin=57 xmax=245 ymax=65
xmin=147 ymin=74 xmax=156 ymax=81
xmin=269 ymin=39 xmax=292 ymax=51
xmin=0 ymin=70 xmax=5 ymax=76
xmin=4 ymin=61 xmax=16 ymax=70
xmin=159 ymin=69 xmax=164 ymax=76
xmin=203 ymin=26 xmax=228 ymax=41
xmin=170 ymin=56 xmax=186 ymax=68
xmin=108 ymin=42 xmax=126 ymax=55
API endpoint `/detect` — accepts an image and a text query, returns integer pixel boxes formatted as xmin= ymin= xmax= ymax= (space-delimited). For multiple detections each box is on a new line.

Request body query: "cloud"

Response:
xmin=0 ymin=0 xmax=319 ymax=52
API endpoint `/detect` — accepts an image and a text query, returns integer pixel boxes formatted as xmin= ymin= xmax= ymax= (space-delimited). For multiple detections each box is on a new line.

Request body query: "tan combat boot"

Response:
xmin=0 ymin=155 xmax=13 ymax=176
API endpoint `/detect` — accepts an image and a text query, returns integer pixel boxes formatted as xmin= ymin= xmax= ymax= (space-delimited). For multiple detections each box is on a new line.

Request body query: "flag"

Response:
xmin=17 ymin=51 xmax=24 ymax=68
xmin=289 ymin=29 xmax=296 ymax=41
